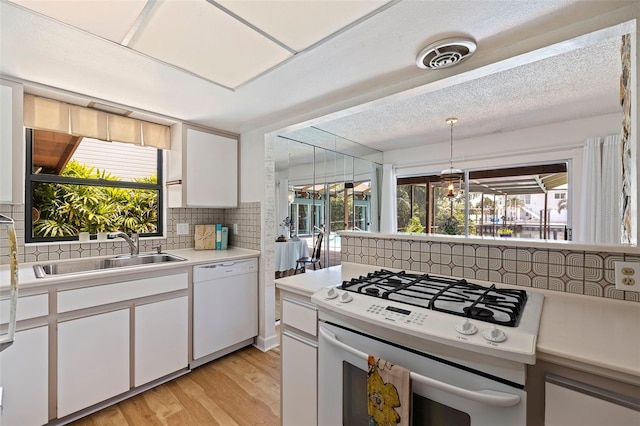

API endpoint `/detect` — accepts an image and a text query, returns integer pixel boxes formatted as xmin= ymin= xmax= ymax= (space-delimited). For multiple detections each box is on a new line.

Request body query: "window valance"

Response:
xmin=23 ymin=94 xmax=170 ymax=149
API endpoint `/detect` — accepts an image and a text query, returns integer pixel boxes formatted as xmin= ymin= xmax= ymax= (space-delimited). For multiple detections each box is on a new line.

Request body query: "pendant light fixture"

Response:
xmin=440 ymin=117 xmax=463 ymax=198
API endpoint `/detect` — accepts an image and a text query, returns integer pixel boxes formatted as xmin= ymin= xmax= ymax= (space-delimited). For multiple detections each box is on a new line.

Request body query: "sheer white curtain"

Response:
xmin=577 ymin=136 xmax=622 ymax=244
xmin=600 ymin=135 xmax=622 ymax=243
xmin=380 ymin=164 xmax=397 ymax=234
xmin=369 ymin=163 xmax=381 ymax=232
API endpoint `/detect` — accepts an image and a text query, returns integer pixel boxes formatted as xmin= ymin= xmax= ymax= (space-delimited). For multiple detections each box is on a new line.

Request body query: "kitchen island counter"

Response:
xmin=275 ymin=262 xmax=640 ymax=385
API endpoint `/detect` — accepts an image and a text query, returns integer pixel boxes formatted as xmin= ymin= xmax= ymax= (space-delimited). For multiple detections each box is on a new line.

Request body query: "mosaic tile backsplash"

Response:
xmin=340 ymin=234 xmax=640 ymax=303
xmin=0 ymin=202 xmax=260 ymax=265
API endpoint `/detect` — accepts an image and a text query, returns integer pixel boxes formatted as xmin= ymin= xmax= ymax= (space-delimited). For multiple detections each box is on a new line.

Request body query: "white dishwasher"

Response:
xmin=192 ymin=258 xmax=258 ymax=366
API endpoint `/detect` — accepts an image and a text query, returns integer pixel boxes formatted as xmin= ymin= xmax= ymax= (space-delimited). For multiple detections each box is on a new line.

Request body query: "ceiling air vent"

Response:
xmin=416 ymin=37 xmax=477 ymax=70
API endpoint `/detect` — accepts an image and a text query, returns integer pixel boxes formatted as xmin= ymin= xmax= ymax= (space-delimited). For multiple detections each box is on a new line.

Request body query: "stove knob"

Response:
xmin=455 ymin=319 xmax=477 ymax=335
xmin=482 ymin=325 xmax=507 ymax=343
xmin=326 ymin=288 xmax=339 ymax=299
xmin=339 ymin=292 xmax=353 ymax=303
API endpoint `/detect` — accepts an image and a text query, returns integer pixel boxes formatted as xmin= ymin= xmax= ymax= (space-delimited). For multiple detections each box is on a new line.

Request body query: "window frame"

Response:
xmin=25 ymin=128 xmax=164 ymax=243
xmin=397 ymin=162 xmax=569 ymax=238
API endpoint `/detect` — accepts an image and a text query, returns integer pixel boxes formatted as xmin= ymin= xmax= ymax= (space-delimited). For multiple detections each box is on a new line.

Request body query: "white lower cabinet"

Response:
xmin=545 ymin=375 xmax=640 ymax=426
xmin=279 ymin=292 xmax=319 ymax=426
xmin=281 ymin=330 xmax=318 ymax=426
xmin=57 ymin=309 xmax=130 ymax=418
xmin=0 ymin=326 xmax=49 ymax=426
xmin=134 ymin=296 xmax=188 ymax=386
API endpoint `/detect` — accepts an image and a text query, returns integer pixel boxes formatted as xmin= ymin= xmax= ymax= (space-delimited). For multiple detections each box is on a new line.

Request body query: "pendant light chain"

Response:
xmin=449 ymin=120 xmax=454 ymax=170
xmin=446 ymin=117 xmax=458 ymax=172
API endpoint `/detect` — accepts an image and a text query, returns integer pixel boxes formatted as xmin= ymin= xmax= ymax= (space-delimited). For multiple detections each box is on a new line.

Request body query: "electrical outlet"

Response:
xmin=232 ymin=223 xmax=238 ymax=235
xmin=176 ymin=223 xmax=189 ymax=235
xmin=615 ymin=261 xmax=640 ymax=292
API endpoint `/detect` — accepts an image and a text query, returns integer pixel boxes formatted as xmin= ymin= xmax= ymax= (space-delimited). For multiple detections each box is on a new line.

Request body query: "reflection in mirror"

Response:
xmin=273 ymin=129 xmax=382 ymax=272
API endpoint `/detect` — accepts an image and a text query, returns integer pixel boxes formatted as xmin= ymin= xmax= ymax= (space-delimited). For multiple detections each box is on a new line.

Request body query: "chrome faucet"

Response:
xmin=111 ymin=232 xmax=139 ymax=255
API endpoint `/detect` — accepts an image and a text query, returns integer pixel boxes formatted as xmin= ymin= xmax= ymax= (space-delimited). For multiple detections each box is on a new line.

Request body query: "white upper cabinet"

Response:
xmin=167 ymin=123 xmax=238 ymax=208
xmin=0 ymin=79 xmax=24 ymax=204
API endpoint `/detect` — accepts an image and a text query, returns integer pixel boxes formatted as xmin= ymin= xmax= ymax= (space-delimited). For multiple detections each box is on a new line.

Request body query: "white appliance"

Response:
xmin=311 ymin=269 xmax=544 ymax=426
xmin=192 ymin=258 xmax=258 ymax=367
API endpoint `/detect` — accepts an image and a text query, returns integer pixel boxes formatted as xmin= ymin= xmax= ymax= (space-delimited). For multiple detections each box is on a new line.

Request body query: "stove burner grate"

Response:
xmin=341 ymin=269 xmax=528 ymax=327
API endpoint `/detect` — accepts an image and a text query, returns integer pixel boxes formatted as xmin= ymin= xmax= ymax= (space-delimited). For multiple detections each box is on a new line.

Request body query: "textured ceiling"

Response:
xmin=0 ymin=0 xmax=634 ymax=150
xmin=303 ymin=36 xmax=622 ymax=152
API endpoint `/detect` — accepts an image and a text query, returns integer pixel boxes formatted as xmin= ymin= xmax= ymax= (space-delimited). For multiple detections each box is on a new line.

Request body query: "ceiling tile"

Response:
xmin=10 ymin=0 xmax=148 ymax=43
xmin=219 ymin=0 xmax=390 ymax=51
xmin=128 ymin=0 xmax=292 ymax=88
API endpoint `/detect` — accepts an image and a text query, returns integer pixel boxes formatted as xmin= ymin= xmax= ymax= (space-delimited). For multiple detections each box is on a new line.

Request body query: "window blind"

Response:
xmin=23 ymin=94 xmax=170 ymax=149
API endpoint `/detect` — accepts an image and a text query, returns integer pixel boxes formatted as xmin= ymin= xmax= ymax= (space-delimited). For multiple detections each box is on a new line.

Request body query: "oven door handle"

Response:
xmin=319 ymin=327 xmax=521 ymax=408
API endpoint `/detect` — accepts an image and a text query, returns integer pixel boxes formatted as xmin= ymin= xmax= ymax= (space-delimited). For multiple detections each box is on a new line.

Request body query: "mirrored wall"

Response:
xmin=274 ymin=127 xmax=382 ymax=269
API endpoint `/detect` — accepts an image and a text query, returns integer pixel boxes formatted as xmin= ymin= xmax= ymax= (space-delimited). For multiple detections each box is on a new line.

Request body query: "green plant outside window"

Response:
xmin=26 ymin=129 xmax=163 ymax=242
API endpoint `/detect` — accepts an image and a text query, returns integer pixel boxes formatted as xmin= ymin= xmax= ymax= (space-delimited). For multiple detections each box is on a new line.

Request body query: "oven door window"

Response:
xmin=342 ymin=361 xmax=471 ymax=426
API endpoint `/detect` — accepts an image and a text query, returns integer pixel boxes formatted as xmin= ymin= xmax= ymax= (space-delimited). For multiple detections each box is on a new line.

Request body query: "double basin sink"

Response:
xmin=33 ymin=253 xmax=186 ymax=278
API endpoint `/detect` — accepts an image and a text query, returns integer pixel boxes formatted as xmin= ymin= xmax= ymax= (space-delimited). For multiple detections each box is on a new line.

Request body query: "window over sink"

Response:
xmin=25 ymin=128 xmax=164 ymax=243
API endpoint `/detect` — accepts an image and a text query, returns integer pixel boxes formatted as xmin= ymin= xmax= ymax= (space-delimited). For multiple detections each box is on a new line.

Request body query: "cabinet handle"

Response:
xmin=282 ymin=330 xmax=318 ymax=348
xmin=165 ymin=179 xmax=182 ymax=186
xmin=546 ymin=373 xmax=640 ymax=412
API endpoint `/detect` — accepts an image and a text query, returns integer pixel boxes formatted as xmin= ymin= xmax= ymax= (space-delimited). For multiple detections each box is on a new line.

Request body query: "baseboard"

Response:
xmin=254 ymin=332 xmax=280 ymax=352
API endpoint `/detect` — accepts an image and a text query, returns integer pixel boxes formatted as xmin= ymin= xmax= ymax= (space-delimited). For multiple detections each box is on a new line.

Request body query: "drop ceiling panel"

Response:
xmin=128 ymin=0 xmax=292 ymax=88
xmin=10 ymin=0 xmax=148 ymax=43
xmin=218 ymin=0 xmax=390 ymax=51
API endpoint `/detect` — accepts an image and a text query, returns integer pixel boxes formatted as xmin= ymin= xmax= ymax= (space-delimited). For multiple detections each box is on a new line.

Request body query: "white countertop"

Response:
xmin=274 ymin=263 xmax=376 ymax=296
xmin=535 ymin=290 xmax=640 ymax=385
xmin=275 ymin=262 xmax=640 ymax=385
xmin=0 ymin=247 xmax=260 ymax=291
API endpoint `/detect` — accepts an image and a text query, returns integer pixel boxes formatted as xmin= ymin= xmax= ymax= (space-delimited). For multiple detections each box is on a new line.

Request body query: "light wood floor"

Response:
xmin=70 ymin=344 xmax=281 ymax=426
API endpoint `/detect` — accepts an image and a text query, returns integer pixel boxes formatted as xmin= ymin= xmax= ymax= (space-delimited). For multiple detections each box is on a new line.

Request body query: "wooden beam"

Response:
xmin=55 ymin=136 xmax=83 ymax=175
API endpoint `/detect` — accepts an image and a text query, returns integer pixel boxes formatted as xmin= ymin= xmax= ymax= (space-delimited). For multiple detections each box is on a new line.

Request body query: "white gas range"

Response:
xmin=311 ymin=269 xmax=544 ymax=426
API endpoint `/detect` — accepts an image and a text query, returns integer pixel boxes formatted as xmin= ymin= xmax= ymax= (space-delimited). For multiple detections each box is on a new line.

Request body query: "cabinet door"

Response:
xmin=0 ymin=326 xmax=48 ymax=426
xmin=58 ymin=309 xmax=130 ymax=418
xmin=281 ymin=330 xmax=318 ymax=426
xmin=185 ymin=129 xmax=237 ymax=207
xmin=134 ymin=296 xmax=188 ymax=386
xmin=0 ymin=79 xmax=24 ymax=204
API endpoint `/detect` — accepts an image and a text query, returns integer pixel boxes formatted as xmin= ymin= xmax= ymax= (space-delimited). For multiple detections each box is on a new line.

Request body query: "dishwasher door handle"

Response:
xmin=197 ymin=262 xmax=237 ymax=269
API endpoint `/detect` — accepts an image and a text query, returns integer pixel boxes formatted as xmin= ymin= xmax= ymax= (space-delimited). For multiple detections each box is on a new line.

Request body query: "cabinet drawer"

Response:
xmin=58 ymin=272 xmax=188 ymax=313
xmin=0 ymin=293 xmax=48 ymax=324
xmin=282 ymin=297 xmax=317 ymax=336
xmin=545 ymin=375 xmax=640 ymax=426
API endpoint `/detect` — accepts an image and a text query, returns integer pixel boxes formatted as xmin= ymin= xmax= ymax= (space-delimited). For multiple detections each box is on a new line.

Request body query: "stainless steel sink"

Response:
xmin=33 ymin=253 xmax=186 ymax=278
